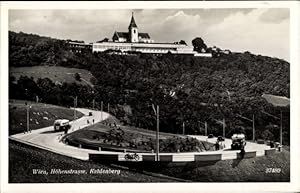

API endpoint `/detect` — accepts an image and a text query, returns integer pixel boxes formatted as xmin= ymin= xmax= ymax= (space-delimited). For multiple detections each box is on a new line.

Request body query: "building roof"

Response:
xmin=115 ymin=32 xmax=129 ymax=39
xmin=114 ymin=32 xmax=151 ymax=40
xmin=128 ymin=13 xmax=138 ymax=28
xmin=138 ymin=32 xmax=150 ymax=39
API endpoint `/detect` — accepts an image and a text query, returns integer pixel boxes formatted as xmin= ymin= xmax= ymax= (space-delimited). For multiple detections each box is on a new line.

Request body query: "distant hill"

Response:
xmin=10 ymin=66 xmax=95 ymax=87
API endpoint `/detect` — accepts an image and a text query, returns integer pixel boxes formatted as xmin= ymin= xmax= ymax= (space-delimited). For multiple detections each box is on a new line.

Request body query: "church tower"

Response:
xmin=128 ymin=12 xmax=138 ymax=43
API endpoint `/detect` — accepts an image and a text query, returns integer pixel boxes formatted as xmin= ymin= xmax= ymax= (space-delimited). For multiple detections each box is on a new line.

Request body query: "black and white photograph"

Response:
xmin=1 ymin=1 xmax=300 ymax=193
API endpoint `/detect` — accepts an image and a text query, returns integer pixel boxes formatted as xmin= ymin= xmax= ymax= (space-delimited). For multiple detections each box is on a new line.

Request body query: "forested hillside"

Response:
xmin=9 ymin=31 xmax=290 ymax=144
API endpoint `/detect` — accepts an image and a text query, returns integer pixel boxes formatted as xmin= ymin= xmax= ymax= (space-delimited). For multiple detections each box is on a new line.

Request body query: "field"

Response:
xmin=10 ymin=66 xmax=95 ymax=87
xmin=9 ymin=140 xmax=172 ymax=182
xmin=9 ymin=100 xmax=84 ymax=135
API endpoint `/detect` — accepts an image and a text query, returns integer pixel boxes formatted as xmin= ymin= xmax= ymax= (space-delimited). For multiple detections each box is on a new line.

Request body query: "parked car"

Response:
xmin=89 ymin=112 xmax=93 ymax=116
xmin=231 ymin=133 xmax=246 ymax=150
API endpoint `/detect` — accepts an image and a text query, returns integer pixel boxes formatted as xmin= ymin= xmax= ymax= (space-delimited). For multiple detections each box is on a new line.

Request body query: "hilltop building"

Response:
xmin=67 ymin=40 xmax=92 ymax=53
xmin=92 ymin=13 xmax=212 ymax=57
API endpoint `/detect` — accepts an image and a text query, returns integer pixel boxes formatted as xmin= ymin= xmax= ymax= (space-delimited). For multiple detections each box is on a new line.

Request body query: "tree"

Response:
xmin=192 ymin=37 xmax=207 ymax=53
xmin=179 ymin=40 xmax=187 ymax=45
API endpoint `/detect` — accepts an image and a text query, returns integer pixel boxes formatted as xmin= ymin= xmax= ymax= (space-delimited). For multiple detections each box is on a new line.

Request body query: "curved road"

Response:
xmin=11 ymin=108 xmax=110 ymax=160
xmin=10 ymin=108 xmax=270 ymax=161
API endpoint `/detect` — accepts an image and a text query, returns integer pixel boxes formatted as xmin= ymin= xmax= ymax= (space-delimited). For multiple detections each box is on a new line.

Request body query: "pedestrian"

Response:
xmin=114 ymin=122 xmax=117 ymax=127
xmin=87 ymin=120 xmax=90 ymax=124
xmin=93 ymin=119 xmax=95 ymax=124
xmin=215 ymin=141 xmax=220 ymax=150
xmin=240 ymin=146 xmax=245 ymax=159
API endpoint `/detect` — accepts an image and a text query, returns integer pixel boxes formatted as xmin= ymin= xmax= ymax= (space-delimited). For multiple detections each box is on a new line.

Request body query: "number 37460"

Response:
xmin=265 ymin=168 xmax=281 ymax=173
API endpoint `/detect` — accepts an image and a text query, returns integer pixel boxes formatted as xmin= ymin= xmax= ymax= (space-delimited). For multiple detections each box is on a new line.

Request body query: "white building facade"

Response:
xmin=92 ymin=13 xmax=212 ymax=57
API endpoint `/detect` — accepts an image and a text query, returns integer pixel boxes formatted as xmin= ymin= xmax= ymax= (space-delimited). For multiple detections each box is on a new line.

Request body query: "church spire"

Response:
xmin=128 ymin=12 xmax=138 ymax=29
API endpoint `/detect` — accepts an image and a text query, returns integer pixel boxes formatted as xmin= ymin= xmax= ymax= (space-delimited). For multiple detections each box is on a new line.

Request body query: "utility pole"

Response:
xmin=223 ymin=118 xmax=225 ymax=137
xmin=205 ymin=121 xmax=208 ymax=136
xmin=151 ymin=104 xmax=160 ymax=161
xmin=73 ymin=96 xmax=77 ymax=119
xmin=156 ymin=105 xmax=159 ymax=161
xmin=92 ymin=99 xmax=95 ymax=109
xmin=182 ymin=121 xmax=185 ymax=135
xmin=108 ymin=103 xmax=110 ymax=113
xmin=280 ymin=110 xmax=283 ymax=146
xmin=26 ymin=103 xmax=30 ymax=132
xmin=36 ymin=95 xmax=39 ymax=103
xmin=100 ymin=101 xmax=103 ymax=121
xmin=252 ymin=114 xmax=255 ymax=141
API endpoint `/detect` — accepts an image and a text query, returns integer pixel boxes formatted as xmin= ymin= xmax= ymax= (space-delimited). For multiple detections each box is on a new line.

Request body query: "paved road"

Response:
xmin=188 ymin=135 xmax=270 ymax=158
xmin=11 ymin=108 xmax=110 ymax=160
xmin=10 ymin=108 xmax=270 ymax=161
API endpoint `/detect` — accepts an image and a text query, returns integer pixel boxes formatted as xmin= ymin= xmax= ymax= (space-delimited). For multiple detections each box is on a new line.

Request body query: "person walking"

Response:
xmin=240 ymin=145 xmax=245 ymax=159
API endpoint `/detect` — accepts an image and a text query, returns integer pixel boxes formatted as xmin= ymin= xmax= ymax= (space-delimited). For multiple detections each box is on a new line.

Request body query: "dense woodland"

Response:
xmin=9 ymin=31 xmax=290 ymax=144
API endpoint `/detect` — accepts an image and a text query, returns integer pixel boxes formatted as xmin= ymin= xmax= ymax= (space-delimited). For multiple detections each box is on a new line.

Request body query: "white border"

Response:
xmin=1 ymin=1 xmax=300 ymax=193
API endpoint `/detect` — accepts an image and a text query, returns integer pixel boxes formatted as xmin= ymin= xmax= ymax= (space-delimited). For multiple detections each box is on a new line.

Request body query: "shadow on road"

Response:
xmin=41 ymin=130 xmax=62 ymax=134
xmin=223 ymin=148 xmax=239 ymax=152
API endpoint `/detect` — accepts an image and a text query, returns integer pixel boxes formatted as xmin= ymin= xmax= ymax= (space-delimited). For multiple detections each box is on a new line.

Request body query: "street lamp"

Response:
xmin=236 ymin=114 xmax=255 ymax=141
xmin=151 ymin=104 xmax=159 ymax=161
xmin=25 ymin=102 xmax=32 ymax=133
xmin=198 ymin=120 xmax=208 ymax=136
xmin=70 ymin=96 xmax=78 ymax=119
xmin=214 ymin=118 xmax=226 ymax=137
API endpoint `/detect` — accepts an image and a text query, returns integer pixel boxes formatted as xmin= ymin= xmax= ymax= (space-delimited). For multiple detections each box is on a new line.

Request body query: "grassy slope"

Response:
xmin=154 ymin=149 xmax=290 ymax=182
xmin=10 ymin=66 xmax=95 ymax=87
xmin=65 ymin=118 xmax=214 ymax=153
xmin=9 ymin=100 xmax=84 ymax=135
xmin=9 ymin=140 xmax=171 ymax=183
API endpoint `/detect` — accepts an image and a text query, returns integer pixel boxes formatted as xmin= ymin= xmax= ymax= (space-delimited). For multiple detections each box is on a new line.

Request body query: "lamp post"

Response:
xmin=151 ymin=104 xmax=159 ymax=161
xmin=222 ymin=118 xmax=225 ymax=137
xmin=280 ymin=110 xmax=283 ymax=146
xmin=236 ymin=114 xmax=255 ymax=141
xmin=214 ymin=118 xmax=226 ymax=137
xmin=252 ymin=114 xmax=255 ymax=141
xmin=198 ymin=120 xmax=208 ymax=136
xmin=25 ymin=102 xmax=32 ymax=133
xmin=73 ymin=96 xmax=78 ymax=119
xmin=100 ymin=101 xmax=103 ymax=121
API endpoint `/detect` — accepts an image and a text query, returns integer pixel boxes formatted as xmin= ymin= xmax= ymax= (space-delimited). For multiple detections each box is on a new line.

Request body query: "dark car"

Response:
xmin=217 ymin=136 xmax=225 ymax=141
xmin=89 ymin=112 xmax=93 ymax=116
xmin=208 ymin=134 xmax=214 ymax=138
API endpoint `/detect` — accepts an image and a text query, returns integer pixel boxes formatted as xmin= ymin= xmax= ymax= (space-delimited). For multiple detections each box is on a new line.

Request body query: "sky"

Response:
xmin=9 ymin=9 xmax=290 ymax=61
